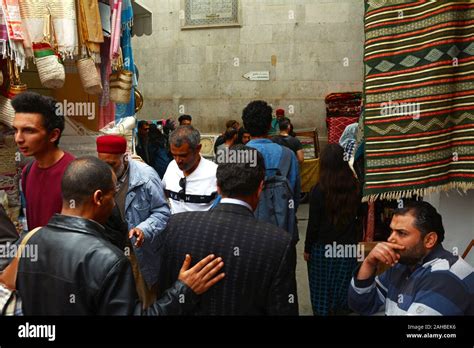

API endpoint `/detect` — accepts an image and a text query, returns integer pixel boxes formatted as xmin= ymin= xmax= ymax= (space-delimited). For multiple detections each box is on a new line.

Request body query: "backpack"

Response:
xmin=20 ymin=161 xmax=34 ymax=196
xmin=254 ymin=148 xmax=298 ymax=241
xmin=0 ymin=227 xmax=41 ymax=316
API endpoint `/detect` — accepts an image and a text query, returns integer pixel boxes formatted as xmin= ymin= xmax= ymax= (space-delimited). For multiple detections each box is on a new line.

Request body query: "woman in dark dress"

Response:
xmin=304 ymin=143 xmax=362 ymax=315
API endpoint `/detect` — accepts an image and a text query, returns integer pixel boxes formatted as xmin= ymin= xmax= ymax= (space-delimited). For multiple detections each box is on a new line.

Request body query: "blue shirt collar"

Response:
xmin=247 ymin=138 xmax=272 ymax=145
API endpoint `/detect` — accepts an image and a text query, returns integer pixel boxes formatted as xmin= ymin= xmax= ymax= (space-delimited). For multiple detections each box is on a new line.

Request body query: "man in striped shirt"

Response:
xmin=349 ymin=201 xmax=473 ymax=315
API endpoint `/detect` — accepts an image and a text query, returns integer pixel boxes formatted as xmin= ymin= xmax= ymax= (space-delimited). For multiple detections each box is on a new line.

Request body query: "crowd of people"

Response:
xmin=0 ymin=91 xmax=472 ymax=316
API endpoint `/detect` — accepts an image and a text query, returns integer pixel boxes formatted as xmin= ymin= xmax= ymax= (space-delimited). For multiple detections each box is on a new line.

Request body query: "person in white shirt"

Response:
xmin=162 ymin=126 xmax=218 ymax=214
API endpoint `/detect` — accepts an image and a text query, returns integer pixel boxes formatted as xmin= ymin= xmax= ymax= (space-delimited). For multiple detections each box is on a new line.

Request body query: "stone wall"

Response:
xmin=132 ymin=0 xmax=365 ymax=139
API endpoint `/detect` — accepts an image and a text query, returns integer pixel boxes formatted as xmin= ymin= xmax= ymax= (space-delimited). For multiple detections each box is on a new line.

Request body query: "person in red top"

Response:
xmin=12 ymin=92 xmax=75 ymax=230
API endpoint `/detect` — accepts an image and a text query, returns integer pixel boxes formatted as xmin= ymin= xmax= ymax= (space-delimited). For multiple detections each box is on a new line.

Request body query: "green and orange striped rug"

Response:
xmin=363 ymin=0 xmax=474 ymax=201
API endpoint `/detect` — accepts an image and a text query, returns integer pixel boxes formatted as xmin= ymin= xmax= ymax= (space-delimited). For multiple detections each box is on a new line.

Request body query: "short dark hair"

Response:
xmin=137 ymin=120 xmax=149 ymax=129
xmin=393 ymin=201 xmax=445 ymax=243
xmin=11 ymin=92 xmax=64 ymax=146
xmin=216 ymin=145 xmax=265 ymax=197
xmin=278 ymin=118 xmax=291 ymax=131
xmin=224 ymin=127 xmax=238 ymax=141
xmin=169 ymin=125 xmax=200 ymax=149
xmin=225 ymin=120 xmax=239 ymax=129
xmin=239 ymin=127 xmax=250 ymax=136
xmin=237 ymin=127 xmax=250 ymax=144
xmin=178 ymin=114 xmax=192 ymax=124
xmin=164 ymin=118 xmax=176 ymax=134
xmin=242 ymin=100 xmax=273 ymax=137
xmin=62 ymin=157 xmax=115 ymax=206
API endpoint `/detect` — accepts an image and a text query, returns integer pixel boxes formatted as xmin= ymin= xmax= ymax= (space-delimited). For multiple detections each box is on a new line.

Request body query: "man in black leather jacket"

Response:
xmin=16 ymin=157 xmax=224 ymax=315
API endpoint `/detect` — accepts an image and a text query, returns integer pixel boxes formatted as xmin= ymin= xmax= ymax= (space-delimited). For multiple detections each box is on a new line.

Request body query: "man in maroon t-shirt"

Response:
xmin=12 ymin=92 xmax=75 ymax=230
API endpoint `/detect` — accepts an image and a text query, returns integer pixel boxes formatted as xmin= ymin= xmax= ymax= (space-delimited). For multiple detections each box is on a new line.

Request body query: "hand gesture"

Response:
xmin=178 ymin=254 xmax=225 ymax=295
xmin=129 ymin=228 xmax=145 ymax=248
xmin=365 ymin=242 xmax=405 ymax=267
xmin=357 ymin=242 xmax=405 ymax=280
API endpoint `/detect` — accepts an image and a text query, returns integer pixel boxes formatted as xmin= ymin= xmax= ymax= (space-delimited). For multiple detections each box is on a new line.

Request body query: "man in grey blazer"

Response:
xmin=158 ymin=145 xmax=298 ymax=315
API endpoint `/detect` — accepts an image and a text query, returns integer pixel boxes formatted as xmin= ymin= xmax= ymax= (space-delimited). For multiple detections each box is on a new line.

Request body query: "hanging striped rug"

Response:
xmin=363 ymin=0 xmax=474 ymax=201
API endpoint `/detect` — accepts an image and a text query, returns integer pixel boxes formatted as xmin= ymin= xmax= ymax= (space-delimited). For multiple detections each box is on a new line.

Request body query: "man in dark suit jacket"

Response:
xmin=158 ymin=145 xmax=298 ymax=315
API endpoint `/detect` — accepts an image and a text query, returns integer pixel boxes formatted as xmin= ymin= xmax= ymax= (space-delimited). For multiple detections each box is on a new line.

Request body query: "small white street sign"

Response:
xmin=243 ymin=71 xmax=270 ymax=81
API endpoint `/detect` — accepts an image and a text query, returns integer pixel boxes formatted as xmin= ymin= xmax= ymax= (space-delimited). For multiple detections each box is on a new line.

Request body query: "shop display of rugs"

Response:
xmin=363 ymin=0 xmax=474 ymax=201
xmin=325 ymin=92 xmax=362 ymax=144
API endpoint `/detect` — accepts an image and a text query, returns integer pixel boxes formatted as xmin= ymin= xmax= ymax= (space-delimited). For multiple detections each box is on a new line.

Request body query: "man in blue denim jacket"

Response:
xmin=97 ymin=135 xmax=170 ymax=309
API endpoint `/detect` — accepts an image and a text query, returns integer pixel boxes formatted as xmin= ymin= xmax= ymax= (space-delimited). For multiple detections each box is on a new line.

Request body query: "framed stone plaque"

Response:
xmin=181 ymin=0 xmax=241 ymax=29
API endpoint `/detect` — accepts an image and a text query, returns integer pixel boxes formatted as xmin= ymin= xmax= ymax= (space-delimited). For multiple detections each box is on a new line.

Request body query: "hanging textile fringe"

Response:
xmin=362 ymin=182 xmax=474 ymax=203
xmin=19 ymin=0 xmax=78 ymax=59
xmin=0 ymin=7 xmax=8 ymax=58
xmin=0 ymin=41 xmax=5 ymax=57
xmin=77 ymin=0 xmax=103 ymax=64
xmin=1 ymin=0 xmax=23 ymax=41
xmin=1 ymin=0 xmax=26 ymax=69
xmin=7 ymin=39 xmax=24 ymax=71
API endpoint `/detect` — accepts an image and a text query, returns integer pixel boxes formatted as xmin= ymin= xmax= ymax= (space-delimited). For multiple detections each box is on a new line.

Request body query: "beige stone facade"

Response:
xmin=132 ymin=0 xmax=365 ymax=140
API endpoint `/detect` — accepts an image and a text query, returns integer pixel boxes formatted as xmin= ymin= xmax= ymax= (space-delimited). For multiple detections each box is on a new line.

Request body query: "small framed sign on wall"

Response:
xmin=181 ymin=0 xmax=241 ymax=30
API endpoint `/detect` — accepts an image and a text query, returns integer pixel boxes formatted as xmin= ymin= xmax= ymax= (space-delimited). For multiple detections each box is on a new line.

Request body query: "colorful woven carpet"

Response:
xmin=363 ymin=0 xmax=474 ymax=201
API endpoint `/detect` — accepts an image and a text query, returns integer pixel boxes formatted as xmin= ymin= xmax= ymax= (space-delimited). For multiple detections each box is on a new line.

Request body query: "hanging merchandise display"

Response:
xmin=115 ymin=0 xmax=136 ymax=119
xmin=134 ymin=88 xmax=143 ymax=113
xmin=0 ymin=5 xmax=8 ymax=57
xmin=325 ymin=92 xmax=362 ymax=144
xmin=0 ymin=0 xmax=146 ymax=129
xmin=363 ymin=1 xmax=474 ymax=201
xmin=109 ymin=48 xmax=132 ymax=104
xmin=0 ymin=58 xmax=24 ymax=127
xmin=99 ymin=36 xmax=116 ymax=129
xmin=0 ymin=0 xmax=151 ymax=232
xmin=1 ymin=0 xmax=26 ymax=69
xmin=76 ymin=0 xmax=104 ymax=63
xmin=75 ymin=0 xmax=103 ymax=95
xmin=32 ymin=8 xmax=65 ymax=89
xmin=1 ymin=0 xmax=22 ymax=41
xmin=77 ymin=56 xmax=103 ymax=95
xmin=7 ymin=58 xmax=25 ymax=97
xmin=109 ymin=0 xmax=122 ymax=60
xmin=19 ymin=0 xmax=78 ymax=59
xmin=0 ymin=94 xmax=14 ymax=127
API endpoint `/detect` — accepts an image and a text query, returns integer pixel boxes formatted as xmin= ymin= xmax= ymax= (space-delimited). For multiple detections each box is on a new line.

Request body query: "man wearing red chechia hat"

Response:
xmin=269 ymin=108 xmax=286 ymax=136
xmin=96 ymin=134 xmax=170 ymax=310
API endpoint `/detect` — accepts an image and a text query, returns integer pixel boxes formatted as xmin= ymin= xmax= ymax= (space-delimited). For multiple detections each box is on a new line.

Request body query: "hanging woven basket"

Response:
xmin=109 ymin=69 xmax=133 ymax=104
xmin=35 ymin=55 xmax=65 ymax=89
xmin=32 ymin=8 xmax=65 ymax=89
xmin=77 ymin=57 xmax=103 ymax=95
xmin=0 ymin=95 xmax=15 ymax=128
